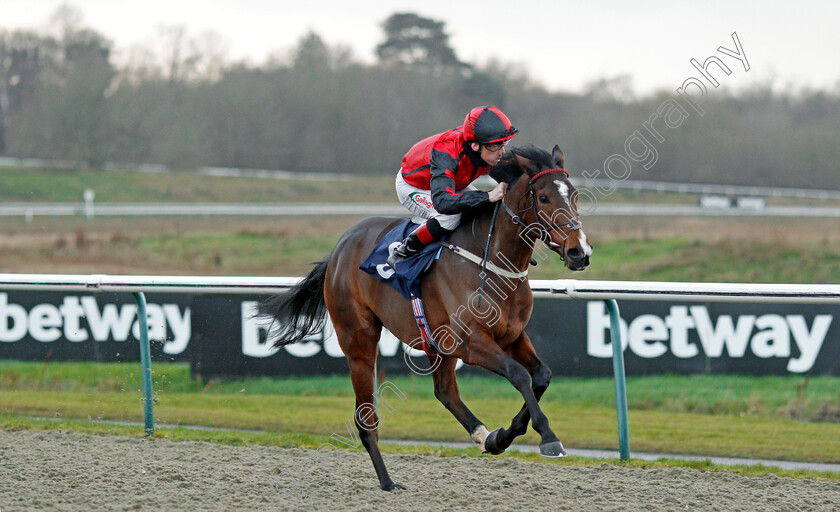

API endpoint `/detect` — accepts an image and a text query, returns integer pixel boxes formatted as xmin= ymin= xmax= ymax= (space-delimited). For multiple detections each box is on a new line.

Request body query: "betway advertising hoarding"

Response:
xmin=0 ymin=292 xmax=191 ymax=362
xmin=0 ymin=291 xmax=837 ymax=377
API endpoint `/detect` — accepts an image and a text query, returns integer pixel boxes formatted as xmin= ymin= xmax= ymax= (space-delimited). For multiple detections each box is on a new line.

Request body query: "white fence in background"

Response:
xmin=3 ymin=155 xmax=839 ymax=200
xmin=2 ymin=273 xmax=839 ymax=303
xmin=3 ymin=202 xmax=840 ymax=219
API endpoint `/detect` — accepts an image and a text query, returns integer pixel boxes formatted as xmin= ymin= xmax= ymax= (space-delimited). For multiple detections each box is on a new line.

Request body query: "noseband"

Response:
xmin=500 ymin=168 xmax=582 ymax=253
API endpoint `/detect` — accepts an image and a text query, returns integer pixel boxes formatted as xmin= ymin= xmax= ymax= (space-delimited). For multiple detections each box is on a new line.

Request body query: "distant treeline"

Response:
xmin=1 ymin=9 xmax=839 ymax=189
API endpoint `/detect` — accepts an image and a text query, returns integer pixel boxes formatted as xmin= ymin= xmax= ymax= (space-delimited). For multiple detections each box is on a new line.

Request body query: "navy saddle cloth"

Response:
xmin=359 ymin=220 xmax=444 ymax=300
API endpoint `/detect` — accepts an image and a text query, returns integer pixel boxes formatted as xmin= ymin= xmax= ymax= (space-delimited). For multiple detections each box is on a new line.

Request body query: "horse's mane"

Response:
xmin=488 ymin=144 xmax=555 ymax=185
xmin=461 ymin=144 xmax=556 ymax=223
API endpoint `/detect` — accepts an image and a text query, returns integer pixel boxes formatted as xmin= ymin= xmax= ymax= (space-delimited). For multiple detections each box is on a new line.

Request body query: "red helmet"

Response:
xmin=462 ymin=106 xmax=519 ymax=144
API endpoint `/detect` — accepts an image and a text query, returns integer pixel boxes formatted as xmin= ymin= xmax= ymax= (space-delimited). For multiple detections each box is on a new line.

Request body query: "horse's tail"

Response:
xmin=259 ymin=259 xmax=329 ymax=348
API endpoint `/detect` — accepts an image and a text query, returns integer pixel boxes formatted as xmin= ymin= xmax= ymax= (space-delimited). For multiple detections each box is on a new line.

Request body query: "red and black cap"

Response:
xmin=462 ymin=106 xmax=519 ymax=144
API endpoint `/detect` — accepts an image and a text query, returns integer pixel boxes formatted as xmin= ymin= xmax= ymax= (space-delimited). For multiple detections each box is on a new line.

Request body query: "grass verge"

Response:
xmin=2 ymin=362 xmax=840 ymax=468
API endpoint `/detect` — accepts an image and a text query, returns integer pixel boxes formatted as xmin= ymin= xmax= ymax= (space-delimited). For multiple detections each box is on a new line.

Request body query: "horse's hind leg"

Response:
xmin=485 ymin=332 xmax=553 ymax=453
xmin=431 ymin=356 xmax=490 ymax=450
xmin=340 ymin=322 xmax=405 ymax=491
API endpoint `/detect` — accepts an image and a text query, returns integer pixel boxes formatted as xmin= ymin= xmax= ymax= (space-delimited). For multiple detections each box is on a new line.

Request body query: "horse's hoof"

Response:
xmin=539 ymin=440 xmax=567 ymax=458
xmin=381 ymin=481 xmax=406 ymax=491
xmin=482 ymin=428 xmax=506 ymax=455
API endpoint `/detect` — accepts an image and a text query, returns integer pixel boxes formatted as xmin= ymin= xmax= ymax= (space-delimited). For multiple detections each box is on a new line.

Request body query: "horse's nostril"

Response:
xmin=566 ymin=247 xmax=590 ymax=270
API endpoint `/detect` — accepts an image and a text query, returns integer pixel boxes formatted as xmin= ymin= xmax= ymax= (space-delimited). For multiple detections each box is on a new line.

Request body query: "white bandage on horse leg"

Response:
xmin=471 ymin=425 xmax=491 ymax=450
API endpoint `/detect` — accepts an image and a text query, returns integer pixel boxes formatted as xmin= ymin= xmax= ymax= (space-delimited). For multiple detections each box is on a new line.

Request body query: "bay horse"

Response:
xmin=261 ymin=144 xmax=592 ymax=491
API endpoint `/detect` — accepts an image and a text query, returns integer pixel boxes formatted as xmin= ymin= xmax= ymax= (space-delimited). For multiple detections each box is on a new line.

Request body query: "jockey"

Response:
xmin=387 ymin=106 xmax=518 ymax=268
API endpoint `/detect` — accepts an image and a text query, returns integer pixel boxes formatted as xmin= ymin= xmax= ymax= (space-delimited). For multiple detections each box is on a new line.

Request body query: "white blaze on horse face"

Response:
xmin=545 ymin=178 xmax=590 ymax=258
xmin=577 ymin=230 xmax=593 ymax=256
xmin=554 ymin=180 xmax=569 ymax=201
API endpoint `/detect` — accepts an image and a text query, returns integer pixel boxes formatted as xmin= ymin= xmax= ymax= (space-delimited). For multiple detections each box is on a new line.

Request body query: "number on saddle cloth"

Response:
xmin=359 ymin=219 xmax=445 ymax=300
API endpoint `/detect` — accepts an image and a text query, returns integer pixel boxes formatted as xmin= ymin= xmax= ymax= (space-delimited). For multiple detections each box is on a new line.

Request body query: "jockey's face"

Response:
xmin=472 ymin=142 xmax=506 ymax=166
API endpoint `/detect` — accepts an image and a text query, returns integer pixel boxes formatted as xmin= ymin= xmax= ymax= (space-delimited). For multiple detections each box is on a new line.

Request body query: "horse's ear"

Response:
xmin=552 ymin=145 xmax=565 ymax=169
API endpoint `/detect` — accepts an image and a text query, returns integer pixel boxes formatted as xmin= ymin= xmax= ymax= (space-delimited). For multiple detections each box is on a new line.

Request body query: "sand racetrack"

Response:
xmin=1 ymin=430 xmax=839 ymax=511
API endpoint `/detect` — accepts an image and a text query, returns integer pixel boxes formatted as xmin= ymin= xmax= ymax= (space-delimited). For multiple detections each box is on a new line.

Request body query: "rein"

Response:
xmin=440 ymin=202 xmax=525 ymax=307
xmin=475 ymin=201 xmax=501 ymax=306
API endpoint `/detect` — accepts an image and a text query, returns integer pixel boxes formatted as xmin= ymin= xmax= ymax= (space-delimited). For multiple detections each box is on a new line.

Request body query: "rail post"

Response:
xmin=133 ymin=292 xmax=155 ymax=436
xmin=605 ymin=299 xmax=630 ymax=461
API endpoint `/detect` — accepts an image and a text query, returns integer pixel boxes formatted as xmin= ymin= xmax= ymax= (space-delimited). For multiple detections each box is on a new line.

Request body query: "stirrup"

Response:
xmin=387 ymin=240 xmax=418 ymax=268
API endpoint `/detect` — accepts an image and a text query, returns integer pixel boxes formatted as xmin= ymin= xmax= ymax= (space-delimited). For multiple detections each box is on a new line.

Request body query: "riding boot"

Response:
xmin=386 ymin=231 xmax=426 ymax=268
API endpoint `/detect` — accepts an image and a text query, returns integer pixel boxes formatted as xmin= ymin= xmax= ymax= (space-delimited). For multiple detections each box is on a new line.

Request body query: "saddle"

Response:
xmin=359 ymin=220 xmax=445 ymax=354
xmin=359 ymin=219 xmax=443 ymax=301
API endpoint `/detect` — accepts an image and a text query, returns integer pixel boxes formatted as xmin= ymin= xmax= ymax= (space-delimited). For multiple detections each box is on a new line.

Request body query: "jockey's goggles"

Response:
xmin=482 ymin=140 xmax=510 ymax=152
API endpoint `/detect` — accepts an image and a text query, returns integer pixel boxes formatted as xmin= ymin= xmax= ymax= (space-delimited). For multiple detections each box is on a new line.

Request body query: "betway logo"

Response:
xmin=587 ymin=302 xmax=832 ymax=373
xmin=0 ymin=293 xmax=191 ymax=355
xmin=241 ymin=302 xmax=429 ymax=359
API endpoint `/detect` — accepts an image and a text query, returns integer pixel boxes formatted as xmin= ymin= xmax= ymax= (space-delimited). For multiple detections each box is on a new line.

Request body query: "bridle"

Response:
xmin=499 ymin=168 xmax=583 ymax=253
xmin=450 ymin=167 xmax=583 ymax=306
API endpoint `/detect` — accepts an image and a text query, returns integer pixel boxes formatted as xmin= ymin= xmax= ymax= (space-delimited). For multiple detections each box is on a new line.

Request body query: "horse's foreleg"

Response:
xmin=463 ymin=331 xmax=566 ymax=458
xmin=345 ymin=331 xmax=405 ymax=491
xmin=490 ymin=332 xmax=552 ymax=452
xmin=431 ymin=356 xmax=490 ymax=450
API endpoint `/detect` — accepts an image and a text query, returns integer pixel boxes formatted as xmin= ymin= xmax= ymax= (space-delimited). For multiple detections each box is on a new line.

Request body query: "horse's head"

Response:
xmin=494 ymin=144 xmax=592 ymax=271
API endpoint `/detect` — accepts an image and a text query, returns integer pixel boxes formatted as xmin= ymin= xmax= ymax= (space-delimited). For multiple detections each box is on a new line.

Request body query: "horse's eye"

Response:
xmin=538 ymin=195 xmax=549 ymax=204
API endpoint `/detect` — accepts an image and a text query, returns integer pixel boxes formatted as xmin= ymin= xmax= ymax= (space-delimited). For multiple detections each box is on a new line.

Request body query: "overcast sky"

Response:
xmin=1 ymin=0 xmax=837 ymax=95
